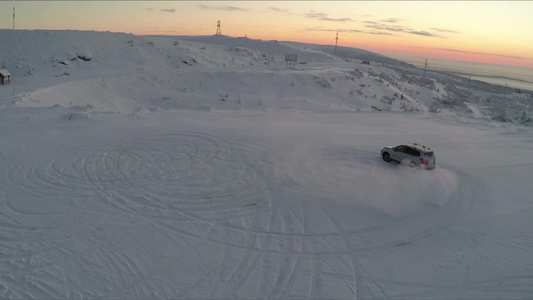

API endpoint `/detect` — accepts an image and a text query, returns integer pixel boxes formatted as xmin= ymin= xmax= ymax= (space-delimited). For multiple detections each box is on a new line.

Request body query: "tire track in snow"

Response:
xmin=319 ymin=209 xmax=361 ymax=299
xmin=282 ymin=147 xmax=476 ymax=254
xmin=0 ymin=144 xmax=152 ymax=298
xmin=379 ymin=275 xmax=533 ymax=299
xmin=0 ymin=131 xmax=479 ymax=299
xmin=0 ymin=140 xmax=193 ymax=298
xmin=71 ymin=132 xmax=305 ymax=299
xmin=77 ymin=132 xmax=275 ymax=299
xmin=3 ymin=158 xmax=88 ymax=216
xmin=79 ymin=133 xmax=268 ymax=299
xmin=43 ymin=134 xmax=474 ymax=256
xmin=87 ymin=133 xmax=271 ymax=224
xmin=263 ymin=195 xmax=306 ymax=299
xmin=74 ymin=135 xmax=473 ymax=257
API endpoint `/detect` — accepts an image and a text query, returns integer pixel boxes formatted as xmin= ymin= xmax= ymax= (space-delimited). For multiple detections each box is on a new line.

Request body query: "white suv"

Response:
xmin=381 ymin=143 xmax=436 ymax=169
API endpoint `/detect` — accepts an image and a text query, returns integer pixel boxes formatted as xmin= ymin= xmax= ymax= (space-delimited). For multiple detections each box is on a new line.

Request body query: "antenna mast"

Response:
xmin=334 ymin=32 xmax=339 ymax=56
xmin=216 ymin=20 xmax=221 ymax=35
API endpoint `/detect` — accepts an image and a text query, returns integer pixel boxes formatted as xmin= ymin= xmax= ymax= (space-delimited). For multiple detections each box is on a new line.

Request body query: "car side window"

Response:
xmin=406 ymin=147 xmax=420 ymax=156
xmin=395 ymin=145 xmax=406 ymax=152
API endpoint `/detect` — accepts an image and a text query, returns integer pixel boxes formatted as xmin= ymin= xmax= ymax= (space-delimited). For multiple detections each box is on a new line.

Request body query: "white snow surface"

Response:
xmin=1 ymin=30 xmax=533 ymax=299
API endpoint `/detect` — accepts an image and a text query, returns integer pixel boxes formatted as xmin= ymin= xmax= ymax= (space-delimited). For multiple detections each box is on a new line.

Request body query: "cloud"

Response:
xmin=325 ymin=17 xmax=354 ymax=22
xmin=305 ymin=11 xmax=328 ymax=19
xmin=305 ymin=10 xmax=355 ymax=22
xmin=381 ymin=18 xmax=401 ymax=23
xmin=196 ymin=4 xmax=248 ymax=12
xmin=365 ymin=22 xmax=444 ymax=38
xmin=306 ymin=27 xmax=362 ymax=33
xmin=365 ymin=30 xmax=394 ymax=36
xmin=146 ymin=8 xmax=176 ymax=13
xmin=268 ymin=7 xmax=291 ymax=14
xmin=431 ymin=28 xmax=460 ymax=34
xmin=365 ymin=23 xmax=405 ymax=32
xmin=306 ymin=26 xmax=395 ymax=37
xmin=408 ymin=30 xmax=441 ymax=37
xmin=304 ymin=16 xmax=451 ymax=38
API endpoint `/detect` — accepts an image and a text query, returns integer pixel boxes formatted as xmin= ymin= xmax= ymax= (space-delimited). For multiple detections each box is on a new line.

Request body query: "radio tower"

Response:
xmin=334 ymin=32 xmax=339 ymax=56
xmin=423 ymin=58 xmax=428 ymax=77
xmin=216 ymin=20 xmax=221 ymax=35
xmin=13 ymin=6 xmax=15 ymax=30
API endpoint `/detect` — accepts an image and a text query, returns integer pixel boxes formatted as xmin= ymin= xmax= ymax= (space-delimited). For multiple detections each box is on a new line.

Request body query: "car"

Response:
xmin=381 ymin=143 xmax=436 ymax=169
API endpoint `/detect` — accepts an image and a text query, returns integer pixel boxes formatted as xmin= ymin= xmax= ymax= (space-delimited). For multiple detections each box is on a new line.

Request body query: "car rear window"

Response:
xmin=406 ymin=148 xmax=420 ymax=156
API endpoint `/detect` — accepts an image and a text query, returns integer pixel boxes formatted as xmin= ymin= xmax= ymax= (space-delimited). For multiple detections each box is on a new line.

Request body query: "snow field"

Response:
xmin=0 ymin=30 xmax=532 ymax=299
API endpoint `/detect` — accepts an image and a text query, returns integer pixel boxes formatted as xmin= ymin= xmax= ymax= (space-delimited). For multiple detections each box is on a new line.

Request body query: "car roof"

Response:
xmin=405 ymin=143 xmax=432 ymax=152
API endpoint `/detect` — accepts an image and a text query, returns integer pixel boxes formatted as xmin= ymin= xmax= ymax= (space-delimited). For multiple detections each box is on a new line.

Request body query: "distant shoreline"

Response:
xmin=399 ymin=57 xmax=533 ymax=93
xmin=443 ymin=71 xmax=533 ymax=93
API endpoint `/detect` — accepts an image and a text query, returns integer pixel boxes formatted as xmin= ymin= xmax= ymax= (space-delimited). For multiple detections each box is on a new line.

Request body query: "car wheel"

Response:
xmin=382 ymin=152 xmax=391 ymax=162
xmin=408 ymin=161 xmax=416 ymax=168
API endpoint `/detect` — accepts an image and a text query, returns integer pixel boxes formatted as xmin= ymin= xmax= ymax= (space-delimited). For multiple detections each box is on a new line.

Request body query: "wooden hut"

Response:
xmin=0 ymin=69 xmax=11 ymax=85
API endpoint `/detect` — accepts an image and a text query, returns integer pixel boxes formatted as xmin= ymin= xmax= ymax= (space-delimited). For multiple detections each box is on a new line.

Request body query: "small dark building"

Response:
xmin=0 ymin=69 xmax=11 ymax=85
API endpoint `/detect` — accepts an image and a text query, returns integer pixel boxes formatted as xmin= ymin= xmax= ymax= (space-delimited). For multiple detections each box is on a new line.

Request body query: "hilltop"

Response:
xmin=1 ymin=29 xmax=529 ymax=124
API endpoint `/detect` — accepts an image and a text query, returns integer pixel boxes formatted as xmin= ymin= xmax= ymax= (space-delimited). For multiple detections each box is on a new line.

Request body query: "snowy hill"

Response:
xmin=0 ymin=30 xmax=532 ymax=299
xmin=1 ymin=30 xmax=531 ymax=124
xmin=2 ymin=30 xmax=530 ymax=124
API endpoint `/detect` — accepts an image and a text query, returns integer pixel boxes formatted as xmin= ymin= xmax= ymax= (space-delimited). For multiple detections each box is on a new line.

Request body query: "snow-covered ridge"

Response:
xmin=0 ymin=29 xmax=531 ymax=124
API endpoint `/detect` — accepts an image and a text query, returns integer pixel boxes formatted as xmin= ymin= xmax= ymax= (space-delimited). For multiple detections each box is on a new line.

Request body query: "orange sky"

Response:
xmin=1 ymin=1 xmax=532 ymax=69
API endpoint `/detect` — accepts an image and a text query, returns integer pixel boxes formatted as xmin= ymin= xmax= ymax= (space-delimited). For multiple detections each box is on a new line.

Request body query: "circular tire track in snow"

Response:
xmin=0 ymin=132 xmax=496 ymax=299
xmin=81 ymin=132 xmax=272 ymax=223
xmin=0 ymin=131 xmax=276 ymax=299
xmin=1 ymin=139 xmax=475 ymax=256
xmin=3 ymin=152 xmax=92 ymax=216
xmin=284 ymin=147 xmax=476 ymax=254
xmin=0 ymin=132 xmax=275 ymax=246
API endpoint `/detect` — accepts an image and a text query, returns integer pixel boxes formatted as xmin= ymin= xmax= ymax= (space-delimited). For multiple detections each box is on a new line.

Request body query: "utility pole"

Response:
xmin=13 ymin=6 xmax=15 ymax=30
xmin=423 ymin=58 xmax=428 ymax=77
xmin=334 ymin=32 xmax=339 ymax=56
xmin=216 ymin=20 xmax=221 ymax=35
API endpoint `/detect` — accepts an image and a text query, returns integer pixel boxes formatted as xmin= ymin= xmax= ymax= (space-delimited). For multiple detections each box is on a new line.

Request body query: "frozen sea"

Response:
xmin=401 ymin=57 xmax=533 ymax=93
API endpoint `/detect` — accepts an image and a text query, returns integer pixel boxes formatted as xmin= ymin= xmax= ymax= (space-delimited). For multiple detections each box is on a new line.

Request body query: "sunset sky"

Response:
xmin=1 ymin=1 xmax=532 ymax=68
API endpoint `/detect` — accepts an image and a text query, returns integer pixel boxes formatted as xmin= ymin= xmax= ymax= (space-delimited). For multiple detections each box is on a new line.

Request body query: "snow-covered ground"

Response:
xmin=1 ymin=30 xmax=532 ymax=299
